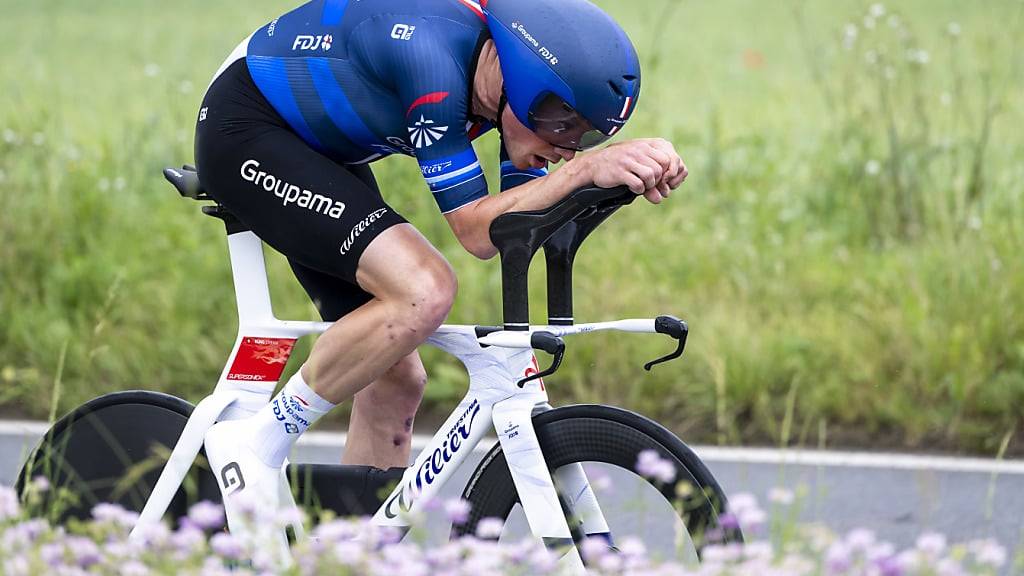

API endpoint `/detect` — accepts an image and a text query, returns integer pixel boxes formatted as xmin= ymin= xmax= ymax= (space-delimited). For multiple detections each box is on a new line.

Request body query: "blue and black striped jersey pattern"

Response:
xmin=245 ymin=0 xmax=499 ymax=213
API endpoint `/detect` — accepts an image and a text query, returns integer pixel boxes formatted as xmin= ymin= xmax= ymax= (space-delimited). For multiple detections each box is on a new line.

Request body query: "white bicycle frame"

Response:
xmin=129 ymin=229 xmax=669 ymax=568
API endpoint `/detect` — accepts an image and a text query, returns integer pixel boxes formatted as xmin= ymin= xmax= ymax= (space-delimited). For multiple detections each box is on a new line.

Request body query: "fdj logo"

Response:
xmin=220 ymin=462 xmax=246 ymax=494
xmin=292 ymin=34 xmax=333 ymax=51
xmin=391 ymin=24 xmax=416 ymax=41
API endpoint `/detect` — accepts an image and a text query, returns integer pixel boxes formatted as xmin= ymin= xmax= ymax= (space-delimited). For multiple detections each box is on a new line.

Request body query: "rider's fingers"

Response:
xmin=629 ymin=158 xmax=662 ymax=191
xmin=644 ymin=145 xmax=674 ymax=173
xmin=620 ymin=171 xmax=646 ymax=195
xmin=668 ymin=159 xmax=689 ymax=188
xmin=658 ymin=180 xmax=671 ymax=198
xmin=644 ymin=188 xmax=663 ymax=204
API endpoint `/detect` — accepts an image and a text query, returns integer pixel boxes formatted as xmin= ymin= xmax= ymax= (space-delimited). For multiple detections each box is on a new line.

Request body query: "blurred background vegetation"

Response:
xmin=0 ymin=0 xmax=1021 ymax=455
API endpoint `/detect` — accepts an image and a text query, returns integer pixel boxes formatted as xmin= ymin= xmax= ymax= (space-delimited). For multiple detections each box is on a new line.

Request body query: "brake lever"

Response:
xmin=644 ymin=315 xmax=689 ymax=371
xmin=518 ymin=332 xmax=565 ymax=387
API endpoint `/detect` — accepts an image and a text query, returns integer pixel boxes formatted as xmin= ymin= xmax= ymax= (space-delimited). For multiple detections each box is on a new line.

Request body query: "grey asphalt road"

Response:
xmin=3 ymin=420 xmax=1022 ymax=558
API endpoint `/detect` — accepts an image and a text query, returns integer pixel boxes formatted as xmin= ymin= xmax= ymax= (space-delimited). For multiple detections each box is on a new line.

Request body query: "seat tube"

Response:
xmin=227 ymin=231 xmax=275 ymax=323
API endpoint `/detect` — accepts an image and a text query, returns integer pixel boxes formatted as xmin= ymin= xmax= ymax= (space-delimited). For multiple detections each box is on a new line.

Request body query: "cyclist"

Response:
xmin=198 ymin=0 xmax=688 ymax=536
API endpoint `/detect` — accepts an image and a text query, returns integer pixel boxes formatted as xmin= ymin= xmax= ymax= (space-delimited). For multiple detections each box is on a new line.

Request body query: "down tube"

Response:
xmin=372 ymin=394 xmax=493 ymax=528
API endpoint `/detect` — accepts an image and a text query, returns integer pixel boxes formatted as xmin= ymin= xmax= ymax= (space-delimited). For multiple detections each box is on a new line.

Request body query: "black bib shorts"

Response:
xmin=194 ymin=60 xmax=408 ymax=321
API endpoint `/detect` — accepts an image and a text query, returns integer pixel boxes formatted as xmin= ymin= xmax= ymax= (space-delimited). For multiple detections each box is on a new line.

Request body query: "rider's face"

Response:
xmin=501 ymin=106 xmax=576 ymax=170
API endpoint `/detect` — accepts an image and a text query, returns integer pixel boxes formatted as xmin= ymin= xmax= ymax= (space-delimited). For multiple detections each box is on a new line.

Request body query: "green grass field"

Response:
xmin=1 ymin=0 xmax=1022 ymax=455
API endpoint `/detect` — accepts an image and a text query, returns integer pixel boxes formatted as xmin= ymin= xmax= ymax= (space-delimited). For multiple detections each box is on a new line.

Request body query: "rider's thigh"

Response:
xmin=289 ymin=259 xmax=374 ymax=322
xmin=355 ymin=224 xmax=457 ymax=329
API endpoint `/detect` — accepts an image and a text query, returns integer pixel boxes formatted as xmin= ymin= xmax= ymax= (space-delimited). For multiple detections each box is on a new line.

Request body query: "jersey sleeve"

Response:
xmin=390 ymin=20 xmax=488 ymax=213
xmin=498 ymin=139 xmax=548 ymax=192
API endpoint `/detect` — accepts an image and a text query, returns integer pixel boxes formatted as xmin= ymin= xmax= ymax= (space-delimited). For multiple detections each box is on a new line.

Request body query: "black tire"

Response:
xmin=454 ymin=404 xmax=742 ymax=553
xmin=16 ymin=391 xmax=220 ymax=524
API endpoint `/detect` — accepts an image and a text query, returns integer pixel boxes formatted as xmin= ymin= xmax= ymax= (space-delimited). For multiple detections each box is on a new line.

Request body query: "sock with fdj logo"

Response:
xmin=247 ymin=368 xmax=335 ymax=467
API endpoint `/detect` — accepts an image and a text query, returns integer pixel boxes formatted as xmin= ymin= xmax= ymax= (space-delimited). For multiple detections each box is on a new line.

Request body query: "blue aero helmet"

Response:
xmin=483 ymin=0 xmax=641 ymax=151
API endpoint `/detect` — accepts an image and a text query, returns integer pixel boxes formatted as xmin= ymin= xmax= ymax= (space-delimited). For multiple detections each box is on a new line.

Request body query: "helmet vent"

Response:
xmin=622 ymin=75 xmax=638 ymax=81
xmin=608 ymin=81 xmax=624 ymax=96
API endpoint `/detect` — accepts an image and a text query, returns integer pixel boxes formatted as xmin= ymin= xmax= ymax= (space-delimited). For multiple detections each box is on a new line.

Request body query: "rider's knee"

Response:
xmin=402 ymin=259 xmax=457 ymax=332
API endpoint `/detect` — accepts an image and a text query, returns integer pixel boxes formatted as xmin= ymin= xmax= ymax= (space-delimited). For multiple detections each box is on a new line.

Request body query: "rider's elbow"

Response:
xmin=463 ymin=238 xmax=498 ymax=260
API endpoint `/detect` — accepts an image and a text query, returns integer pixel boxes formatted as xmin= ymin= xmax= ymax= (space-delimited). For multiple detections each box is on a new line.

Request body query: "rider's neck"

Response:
xmin=471 ymin=40 xmax=503 ymax=123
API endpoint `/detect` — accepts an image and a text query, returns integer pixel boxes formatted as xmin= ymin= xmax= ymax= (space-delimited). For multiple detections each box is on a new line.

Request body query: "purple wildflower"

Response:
xmin=825 ymin=541 xmax=852 ymax=574
xmin=186 ymin=500 xmax=225 ymax=530
xmin=66 ymin=536 xmax=101 ymax=568
xmin=635 ymin=449 xmax=676 ymax=483
xmin=120 ymin=560 xmax=150 ymax=576
xmin=475 ymin=517 xmax=504 ymax=540
xmin=444 ymin=498 xmax=471 ymax=525
xmin=2 ymin=556 xmax=30 ymax=576
xmin=41 ymin=542 xmax=65 ymax=567
xmin=0 ymin=486 xmax=21 ymax=521
xmin=210 ymin=532 xmax=245 ymax=560
xmin=580 ymin=536 xmax=611 ymax=562
xmin=91 ymin=502 xmax=140 ymax=529
xmin=916 ymin=531 xmax=947 ymax=557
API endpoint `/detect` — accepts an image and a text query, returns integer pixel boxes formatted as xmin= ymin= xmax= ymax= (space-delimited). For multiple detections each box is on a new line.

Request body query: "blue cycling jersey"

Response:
xmin=243 ymin=0 xmax=546 ymax=213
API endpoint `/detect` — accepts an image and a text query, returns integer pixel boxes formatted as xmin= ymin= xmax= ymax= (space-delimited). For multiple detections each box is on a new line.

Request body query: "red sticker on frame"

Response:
xmin=226 ymin=337 xmax=297 ymax=382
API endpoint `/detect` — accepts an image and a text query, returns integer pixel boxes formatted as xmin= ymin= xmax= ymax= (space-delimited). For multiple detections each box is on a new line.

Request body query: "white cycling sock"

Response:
xmin=245 ymin=368 xmax=335 ymax=467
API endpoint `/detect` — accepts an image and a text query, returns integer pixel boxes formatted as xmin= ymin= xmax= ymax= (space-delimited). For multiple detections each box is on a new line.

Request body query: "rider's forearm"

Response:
xmin=445 ymin=156 xmax=594 ymax=259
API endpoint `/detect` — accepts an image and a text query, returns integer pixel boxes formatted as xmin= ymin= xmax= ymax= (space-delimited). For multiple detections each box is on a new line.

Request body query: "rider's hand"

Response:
xmin=583 ymin=138 xmax=689 ymax=204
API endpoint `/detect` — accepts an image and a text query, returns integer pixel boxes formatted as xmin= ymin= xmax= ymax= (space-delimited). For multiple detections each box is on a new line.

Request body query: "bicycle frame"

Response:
xmin=131 ymin=226 xmax=673 ymax=568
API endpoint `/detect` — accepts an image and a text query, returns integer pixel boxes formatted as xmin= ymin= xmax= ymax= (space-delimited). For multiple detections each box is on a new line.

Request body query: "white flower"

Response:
xmin=947 ymin=22 xmax=962 ymax=37
xmin=969 ymin=538 xmax=1007 ymax=568
xmin=768 ymin=487 xmax=794 ymax=505
xmin=0 ymin=169 xmax=7 ymax=183
xmin=968 ymin=215 xmax=982 ymax=230
xmin=940 ymin=92 xmax=953 ymax=106
xmin=179 ymin=80 xmax=194 ymax=94
xmin=865 ymin=159 xmax=881 ymax=175
xmin=2 ymin=129 xmax=17 ymax=144
xmin=869 ymin=3 xmax=886 ymax=18
xmin=864 ymin=50 xmax=879 ymax=65
xmin=144 ymin=63 xmax=161 ymax=77
xmin=31 ymin=133 xmax=45 ymax=146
